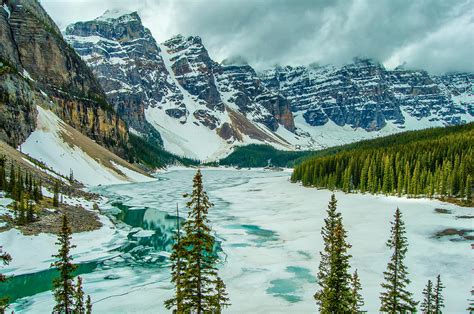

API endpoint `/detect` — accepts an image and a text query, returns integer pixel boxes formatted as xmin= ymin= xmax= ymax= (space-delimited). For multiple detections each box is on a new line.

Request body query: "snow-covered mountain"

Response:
xmin=66 ymin=10 xmax=474 ymax=161
xmin=260 ymin=60 xmax=473 ymax=131
xmin=66 ymin=10 xmax=299 ymax=160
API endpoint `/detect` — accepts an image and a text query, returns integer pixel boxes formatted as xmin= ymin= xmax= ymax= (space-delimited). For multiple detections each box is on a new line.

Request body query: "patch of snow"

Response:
xmin=2 ymin=3 xmax=10 ymax=18
xmin=19 ymin=106 xmax=151 ymax=186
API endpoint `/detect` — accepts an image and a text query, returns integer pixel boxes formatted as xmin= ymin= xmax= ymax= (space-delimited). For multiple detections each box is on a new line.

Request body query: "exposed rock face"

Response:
xmin=215 ymin=64 xmax=295 ymax=132
xmin=261 ymin=59 xmax=473 ymax=130
xmin=65 ymin=10 xmax=174 ymax=144
xmin=0 ymin=72 xmax=38 ymax=146
xmin=0 ymin=0 xmax=128 ymax=154
xmin=163 ymin=35 xmax=224 ymax=112
xmin=65 ymin=10 xmax=472 ymax=160
xmin=66 ymin=14 xmax=296 ymax=160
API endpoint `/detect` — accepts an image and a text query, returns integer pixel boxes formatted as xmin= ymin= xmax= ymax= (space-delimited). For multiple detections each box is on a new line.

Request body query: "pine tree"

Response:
xmin=420 ymin=279 xmax=434 ymax=313
xmin=466 ymin=174 xmax=472 ymax=202
xmin=380 ymin=208 xmax=417 ymax=313
xmin=315 ymin=194 xmax=353 ymax=312
xmin=53 ymin=181 xmax=60 ymax=207
xmin=0 ymin=246 xmax=11 ymax=312
xmin=85 ymin=295 xmax=92 ymax=314
xmin=51 ymin=215 xmax=77 ymax=314
xmin=174 ymin=170 xmax=229 ymax=313
xmin=164 ymin=204 xmax=185 ymax=312
xmin=433 ymin=274 xmax=444 ymax=313
xmin=350 ymin=269 xmax=364 ymax=313
xmin=212 ymin=276 xmax=230 ymax=313
xmin=74 ymin=276 xmax=85 ymax=314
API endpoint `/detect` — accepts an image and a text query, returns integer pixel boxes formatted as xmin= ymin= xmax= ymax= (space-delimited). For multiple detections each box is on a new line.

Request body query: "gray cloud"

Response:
xmin=41 ymin=0 xmax=474 ymax=73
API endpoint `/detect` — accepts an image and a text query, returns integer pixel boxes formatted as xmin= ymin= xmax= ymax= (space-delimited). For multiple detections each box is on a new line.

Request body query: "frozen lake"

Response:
xmin=6 ymin=169 xmax=473 ymax=313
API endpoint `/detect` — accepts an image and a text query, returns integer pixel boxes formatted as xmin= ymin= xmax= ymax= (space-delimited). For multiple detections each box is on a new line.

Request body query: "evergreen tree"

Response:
xmin=315 ymin=194 xmax=353 ymax=312
xmin=51 ymin=215 xmax=77 ymax=314
xmin=53 ymin=181 xmax=60 ymax=207
xmin=433 ymin=274 xmax=444 ymax=313
xmin=380 ymin=208 xmax=417 ymax=313
xmin=74 ymin=276 xmax=85 ymax=314
xmin=174 ymin=170 xmax=229 ymax=313
xmin=212 ymin=276 xmax=230 ymax=313
xmin=420 ymin=280 xmax=434 ymax=313
xmin=0 ymin=246 xmax=11 ymax=312
xmin=350 ymin=269 xmax=364 ymax=313
xmin=85 ymin=295 xmax=92 ymax=314
xmin=466 ymin=174 xmax=472 ymax=202
xmin=164 ymin=204 xmax=185 ymax=312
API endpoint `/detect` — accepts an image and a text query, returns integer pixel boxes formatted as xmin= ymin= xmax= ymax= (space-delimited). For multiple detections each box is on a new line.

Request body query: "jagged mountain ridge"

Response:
xmin=66 ymin=11 xmax=301 ymax=160
xmin=65 ymin=10 xmax=473 ymax=160
xmin=260 ymin=60 xmax=473 ymax=130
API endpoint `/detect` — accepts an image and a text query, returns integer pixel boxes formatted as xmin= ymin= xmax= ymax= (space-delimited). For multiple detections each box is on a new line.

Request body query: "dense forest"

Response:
xmin=291 ymin=123 xmax=474 ymax=203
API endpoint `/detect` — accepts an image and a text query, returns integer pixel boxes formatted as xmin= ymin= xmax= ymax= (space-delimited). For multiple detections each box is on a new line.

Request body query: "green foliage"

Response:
xmin=86 ymin=295 xmax=92 ymax=314
xmin=292 ymin=123 xmax=474 ymax=203
xmin=420 ymin=279 xmax=434 ymax=313
xmin=314 ymin=194 xmax=354 ymax=312
xmin=350 ymin=270 xmax=365 ymax=313
xmin=74 ymin=276 xmax=85 ymax=314
xmin=51 ymin=215 xmax=77 ymax=314
xmin=380 ymin=208 xmax=418 ymax=312
xmin=433 ymin=275 xmax=444 ymax=313
xmin=127 ymin=134 xmax=198 ymax=168
xmin=165 ymin=170 xmax=230 ymax=313
xmin=0 ymin=246 xmax=12 ymax=312
xmin=218 ymin=144 xmax=312 ymax=167
xmin=53 ymin=180 xmax=60 ymax=208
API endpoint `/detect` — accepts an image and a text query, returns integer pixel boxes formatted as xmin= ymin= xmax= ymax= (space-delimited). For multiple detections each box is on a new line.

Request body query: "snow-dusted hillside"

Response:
xmin=20 ymin=106 xmax=153 ymax=186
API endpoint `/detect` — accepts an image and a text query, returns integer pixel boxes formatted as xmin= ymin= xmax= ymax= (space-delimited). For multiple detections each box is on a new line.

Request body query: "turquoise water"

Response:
xmin=5 ymin=169 xmax=283 ymax=310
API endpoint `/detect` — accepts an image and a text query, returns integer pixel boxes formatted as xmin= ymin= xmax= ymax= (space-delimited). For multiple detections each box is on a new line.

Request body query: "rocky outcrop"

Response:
xmin=0 ymin=0 xmax=128 ymax=155
xmin=0 ymin=72 xmax=38 ymax=146
xmin=66 ymin=13 xmax=296 ymax=160
xmin=215 ymin=64 xmax=295 ymax=132
xmin=65 ymin=10 xmax=173 ymax=144
xmin=260 ymin=59 xmax=472 ymax=130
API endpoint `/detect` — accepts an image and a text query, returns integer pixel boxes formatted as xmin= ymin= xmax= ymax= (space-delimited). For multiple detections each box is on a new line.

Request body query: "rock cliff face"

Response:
xmin=64 ymin=10 xmax=472 ymax=159
xmin=0 ymin=0 xmax=128 ymax=153
xmin=260 ymin=59 xmax=473 ymax=131
xmin=66 ymin=13 xmax=297 ymax=160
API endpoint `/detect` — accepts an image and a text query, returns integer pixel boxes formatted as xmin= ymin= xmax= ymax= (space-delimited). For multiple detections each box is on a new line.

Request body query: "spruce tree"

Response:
xmin=74 ymin=276 xmax=85 ymax=314
xmin=213 ymin=276 xmax=230 ymax=313
xmin=174 ymin=170 xmax=229 ymax=313
xmin=51 ymin=215 xmax=77 ymax=313
xmin=433 ymin=274 xmax=444 ymax=313
xmin=0 ymin=246 xmax=11 ymax=312
xmin=315 ymin=194 xmax=353 ymax=312
xmin=350 ymin=269 xmax=364 ymax=313
xmin=420 ymin=279 xmax=434 ymax=313
xmin=85 ymin=295 xmax=92 ymax=314
xmin=380 ymin=208 xmax=417 ymax=313
xmin=53 ymin=181 xmax=60 ymax=207
xmin=164 ymin=204 xmax=185 ymax=312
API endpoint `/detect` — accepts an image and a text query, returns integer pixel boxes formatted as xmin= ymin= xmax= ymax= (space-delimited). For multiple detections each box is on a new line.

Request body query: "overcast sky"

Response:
xmin=40 ymin=0 xmax=474 ymax=73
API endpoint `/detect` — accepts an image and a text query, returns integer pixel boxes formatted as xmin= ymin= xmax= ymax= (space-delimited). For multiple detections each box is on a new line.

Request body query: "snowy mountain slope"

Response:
xmin=261 ymin=60 xmax=474 ymax=132
xmin=20 ymin=106 xmax=153 ymax=186
xmin=66 ymin=11 xmax=473 ymax=160
xmin=66 ymin=13 xmax=300 ymax=161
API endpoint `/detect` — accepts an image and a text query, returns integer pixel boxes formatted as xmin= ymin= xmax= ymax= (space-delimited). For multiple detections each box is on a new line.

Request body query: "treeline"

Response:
xmin=217 ymin=144 xmax=312 ymax=167
xmin=0 ymin=156 xmax=44 ymax=225
xmin=292 ymin=123 xmax=474 ymax=202
xmin=127 ymin=134 xmax=199 ymax=168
